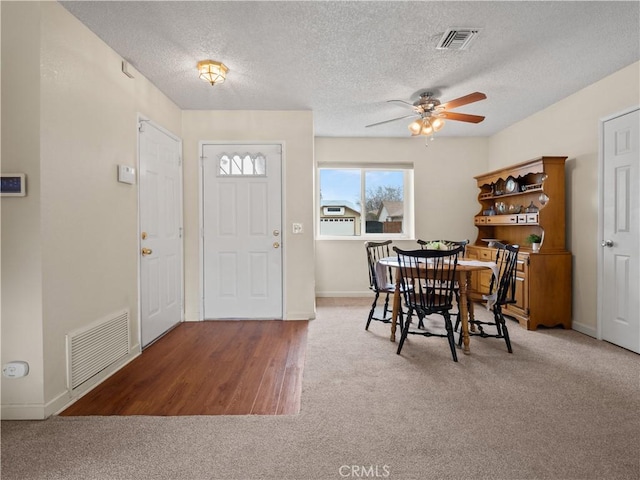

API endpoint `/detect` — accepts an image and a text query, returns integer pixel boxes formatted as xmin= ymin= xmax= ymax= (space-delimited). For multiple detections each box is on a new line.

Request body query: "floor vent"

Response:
xmin=436 ymin=28 xmax=480 ymax=50
xmin=67 ymin=309 xmax=130 ymax=390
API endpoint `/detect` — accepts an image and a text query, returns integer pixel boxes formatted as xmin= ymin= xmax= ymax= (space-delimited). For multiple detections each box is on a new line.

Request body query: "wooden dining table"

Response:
xmin=378 ymin=256 xmax=498 ymax=355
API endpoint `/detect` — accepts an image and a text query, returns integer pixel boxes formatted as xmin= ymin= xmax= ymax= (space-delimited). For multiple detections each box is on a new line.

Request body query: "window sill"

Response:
xmin=316 ymin=235 xmax=415 ymax=241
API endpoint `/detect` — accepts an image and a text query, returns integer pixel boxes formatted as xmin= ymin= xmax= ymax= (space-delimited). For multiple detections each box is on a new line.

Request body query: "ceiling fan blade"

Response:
xmin=365 ymin=113 xmax=419 ymax=128
xmin=440 ymin=92 xmax=486 ymax=110
xmin=439 ymin=111 xmax=485 ymax=123
xmin=387 ymin=99 xmax=417 ymax=110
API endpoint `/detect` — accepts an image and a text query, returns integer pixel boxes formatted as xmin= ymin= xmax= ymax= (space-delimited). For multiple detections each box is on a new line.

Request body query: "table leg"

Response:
xmin=457 ymin=271 xmax=471 ymax=355
xmin=390 ymin=280 xmax=401 ymax=342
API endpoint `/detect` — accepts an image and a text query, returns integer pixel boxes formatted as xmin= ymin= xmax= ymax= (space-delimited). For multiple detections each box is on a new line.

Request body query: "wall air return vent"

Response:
xmin=436 ymin=28 xmax=480 ymax=50
xmin=67 ymin=309 xmax=130 ymax=390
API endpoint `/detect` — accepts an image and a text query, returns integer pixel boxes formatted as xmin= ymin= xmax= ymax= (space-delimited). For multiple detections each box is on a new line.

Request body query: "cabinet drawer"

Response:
xmin=486 ymin=215 xmax=518 ymax=225
xmin=526 ymin=213 xmax=539 ymax=223
xmin=517 ymin=214 xmax=527 ymax=223
xmin=474 ymin=216 xmax=486 ymax=225
xmin=516 ymin=254 xmax=527 ymax=272
xmin=465 ymin=250 xmax=478 ymax=260
xmin=479 ymin=249 xmax=493 ymax=260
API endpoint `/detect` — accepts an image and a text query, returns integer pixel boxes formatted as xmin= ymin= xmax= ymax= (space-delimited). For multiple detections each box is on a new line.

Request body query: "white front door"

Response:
xmin=139 ymin=120 xmax=183 ymax=347
xmin=600 ymin=107 xmax=639 ymax=353
xmin=201 ymin=143 xmax=283 ymax=319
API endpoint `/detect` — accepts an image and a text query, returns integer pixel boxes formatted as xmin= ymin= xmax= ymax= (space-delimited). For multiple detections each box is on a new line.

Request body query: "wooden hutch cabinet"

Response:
xmin=466 ymin=156 xmax=572 ymax=330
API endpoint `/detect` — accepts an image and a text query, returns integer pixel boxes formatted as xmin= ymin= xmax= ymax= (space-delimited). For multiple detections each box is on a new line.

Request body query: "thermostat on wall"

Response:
xmin=1 ymin=174 xmax=26 ymax=196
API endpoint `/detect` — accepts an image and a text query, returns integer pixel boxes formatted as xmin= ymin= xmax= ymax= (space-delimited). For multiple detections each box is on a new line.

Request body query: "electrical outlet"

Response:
xmin=292 ymin=223 xmax=303 ymax=234
xmin=2 ymin=361 xmax=29 ymax=378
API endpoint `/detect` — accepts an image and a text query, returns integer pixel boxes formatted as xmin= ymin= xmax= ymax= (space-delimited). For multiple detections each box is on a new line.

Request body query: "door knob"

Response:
xmin=141 ymin=247 xmax=153 ymax=256
xmin=273 ymin=229 xmax=280 ymax=236
xmin=601 ymin=240 xmax=614 ymax=248
xmin=273 ymin=242 xmax=280 ymax=249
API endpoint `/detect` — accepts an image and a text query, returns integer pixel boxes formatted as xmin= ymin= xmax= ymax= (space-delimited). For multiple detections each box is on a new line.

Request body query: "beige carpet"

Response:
xmin=2 ymin=298 xmax=639 ymax=480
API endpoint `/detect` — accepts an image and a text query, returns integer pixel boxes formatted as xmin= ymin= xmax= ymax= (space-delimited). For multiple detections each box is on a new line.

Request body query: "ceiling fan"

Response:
xmin=366 ymin=91 xmax=487 ymax=136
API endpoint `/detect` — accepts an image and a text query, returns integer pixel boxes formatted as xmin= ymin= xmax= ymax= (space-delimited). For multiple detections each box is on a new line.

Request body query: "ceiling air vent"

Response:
xmin=436 ymin=28 xmax=480 ymax=50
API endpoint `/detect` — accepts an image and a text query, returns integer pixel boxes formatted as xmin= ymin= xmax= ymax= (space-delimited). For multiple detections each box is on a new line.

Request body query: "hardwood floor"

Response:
xmin=59 ymin=320 xmax=308 ymax=416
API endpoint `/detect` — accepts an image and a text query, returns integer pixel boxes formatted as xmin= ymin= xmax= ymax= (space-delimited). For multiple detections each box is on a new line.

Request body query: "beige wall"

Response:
xmin=2 ymin=1 xmax=636 ymax=419
xmin=315 ymin=137 xmax=488 ymax=296
xmin=488 ymin=62 xmax=640 ymax=335
xmin=181 ymin=111 xmax=316 ymax=321
xmin=1 ymin=1 xmax=46 ymax=413
xmin=1 ymin=2 xmax=182 ymax=419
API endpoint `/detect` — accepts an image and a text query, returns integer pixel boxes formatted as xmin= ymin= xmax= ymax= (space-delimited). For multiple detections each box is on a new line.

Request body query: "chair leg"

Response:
xmin=396 ymin=308 xmax=413 ymax=354
xmin=453 ymin=291 xmax=461 ymax=331
xmin=444 ymin=313 xmax=458 ymax=362
xmin=495 ymin=307 xmax=513 ymax=353
xmin=382 ymin=293 xmax=390 ymax=319
xmin=366 ymin=292 xmax=379 ymax=330
xmin=457 ymin=316 xmax=465 ymax=347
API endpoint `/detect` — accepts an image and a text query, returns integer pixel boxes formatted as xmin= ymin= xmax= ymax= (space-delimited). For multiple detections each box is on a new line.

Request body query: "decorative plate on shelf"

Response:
xmin=505 ymin=176 xmax=518 ymax=194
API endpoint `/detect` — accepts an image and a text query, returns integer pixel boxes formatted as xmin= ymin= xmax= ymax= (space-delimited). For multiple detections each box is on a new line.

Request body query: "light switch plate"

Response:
xmin=117 ymin=165 xmax=136 ymax=184
xmin=292 ymin=223 xmax=303 ymax=234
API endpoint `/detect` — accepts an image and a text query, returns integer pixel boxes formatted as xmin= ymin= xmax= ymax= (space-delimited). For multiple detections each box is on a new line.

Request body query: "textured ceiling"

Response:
xmin=60 ymin=1 xmax=640 ymax=137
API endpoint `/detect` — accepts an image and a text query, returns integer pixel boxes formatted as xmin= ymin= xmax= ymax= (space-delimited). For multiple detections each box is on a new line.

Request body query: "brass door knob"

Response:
xmin=273 ymin=242 xmax=280 ymax=249
xmin=141 ymin=247 xmax=153 ymax=256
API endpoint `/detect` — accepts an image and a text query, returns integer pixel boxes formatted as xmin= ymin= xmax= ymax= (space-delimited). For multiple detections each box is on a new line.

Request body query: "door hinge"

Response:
xmin=526 ymin=257 xmax=530 ymax=266
xmin=138 ymin=119 xmax=150 ymax=132
xmin=178 ymin=156 xmax=182 ymax=166
xmin=179 ymin=227 xmax=183 ymax=238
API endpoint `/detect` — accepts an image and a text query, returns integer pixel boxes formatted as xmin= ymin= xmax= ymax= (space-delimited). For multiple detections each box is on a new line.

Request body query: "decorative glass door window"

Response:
xmin=218 ymin=153 xmax=266 ymax=176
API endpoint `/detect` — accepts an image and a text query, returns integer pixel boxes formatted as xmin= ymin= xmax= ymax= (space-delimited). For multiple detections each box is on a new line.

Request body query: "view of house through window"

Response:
xmin=319 ymin=167 xmax=411 ymax=237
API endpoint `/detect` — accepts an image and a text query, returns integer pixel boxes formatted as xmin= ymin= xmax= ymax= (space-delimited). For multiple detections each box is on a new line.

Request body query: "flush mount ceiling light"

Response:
xmin=197 ymin=60 xmax=228 ymax=86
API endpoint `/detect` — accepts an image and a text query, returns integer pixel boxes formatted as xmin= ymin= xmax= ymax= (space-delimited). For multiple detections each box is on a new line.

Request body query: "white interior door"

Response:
xmin=139 ymin=120 xmax=183 ymax=347
xmin=600 ymin=107 xmax=639 ymax=353
xmin=201 ymin=144 xmax=282 ymax=319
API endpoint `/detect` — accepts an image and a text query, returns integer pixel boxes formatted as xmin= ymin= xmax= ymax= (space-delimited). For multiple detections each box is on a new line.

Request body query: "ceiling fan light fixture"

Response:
xmin=198 ymin=60 xmax=228 ymax=86
xmin=431 ymin=117 xmax=445 ymax=132
xmin=420 ymin=120 xmax=434 ymax=136
xmin=409 ymin=117 xmax=444 ymax=137
xmin=408 ymin=119 xmax=423 ymax=136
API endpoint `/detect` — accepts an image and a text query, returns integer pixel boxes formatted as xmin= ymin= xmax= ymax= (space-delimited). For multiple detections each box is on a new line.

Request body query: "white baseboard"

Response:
xmin=1 ymin=403 xmax=48 ymax=420
xmin=570 ymin=321 xmax=596 ymax=338
xmin=285 ymin=311 xmax=317 ymax=320
xmin=316 ymin=291 xmax=370 ymax=297
xmin=1 ymin=344 xmax=141 ymax=420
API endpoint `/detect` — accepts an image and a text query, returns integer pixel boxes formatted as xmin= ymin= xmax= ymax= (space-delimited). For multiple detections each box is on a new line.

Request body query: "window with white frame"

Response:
xmin=318 ymin=165 xmax=414 ymax=238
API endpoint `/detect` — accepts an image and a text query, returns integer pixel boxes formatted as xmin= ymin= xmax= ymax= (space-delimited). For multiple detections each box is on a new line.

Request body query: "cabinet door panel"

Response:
xmin=513 ymin=274 xmax=527 ymax=311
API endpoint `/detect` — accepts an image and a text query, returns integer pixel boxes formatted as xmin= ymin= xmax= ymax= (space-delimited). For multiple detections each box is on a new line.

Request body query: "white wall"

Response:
xmin=315 ymin=137 xmax=488 ymax=296
xmin=181 ymin=110 xmax=316 ymax=321
xmin=1 ymin=2 xmax=182 ymax=419
xmin=488 ymin=62 xmax=640 ymax=336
